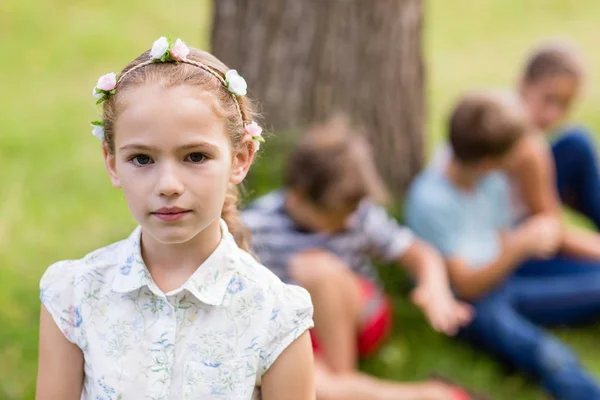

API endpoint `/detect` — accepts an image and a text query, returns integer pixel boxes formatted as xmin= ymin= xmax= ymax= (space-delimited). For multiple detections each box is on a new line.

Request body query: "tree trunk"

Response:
xmin=211 ymin=0 xmax=424 ymax=198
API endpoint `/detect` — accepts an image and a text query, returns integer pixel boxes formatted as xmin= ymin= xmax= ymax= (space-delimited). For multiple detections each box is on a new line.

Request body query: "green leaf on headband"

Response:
xmin=254 ymin=136 xmax=266 ymax=143
xmin=96 ymin=97 xmax=106 ymax=105
xmin=90 ymin=121 xmax=103 ymax=126
xmin=108 ymin=89 xmax=116 ymax=95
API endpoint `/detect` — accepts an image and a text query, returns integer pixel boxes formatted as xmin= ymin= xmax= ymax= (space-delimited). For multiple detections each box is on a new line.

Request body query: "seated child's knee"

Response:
xmin=557 ymin=126 xmax=596 ymax=155
xmin=288 ymin=250 xmax=352 ymax=288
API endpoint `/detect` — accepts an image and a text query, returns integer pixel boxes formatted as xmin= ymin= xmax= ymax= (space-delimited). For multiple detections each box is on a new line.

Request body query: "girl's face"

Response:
xmin=104 ymin=83 xmax=253 ymax=245
xmin=520 ymin=74 xmax=580 ymax=132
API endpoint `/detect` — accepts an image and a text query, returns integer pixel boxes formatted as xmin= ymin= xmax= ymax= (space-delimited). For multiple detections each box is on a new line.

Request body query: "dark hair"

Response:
xmin=450 ymin=90 xmax=530 ymax=163
xmin=523 ymin=40 xmax=583 ymax=83
xmin=102 ymin=47 xmax=257 ymax=251
xmin=285 ymin=115 xmax=388 ymax=211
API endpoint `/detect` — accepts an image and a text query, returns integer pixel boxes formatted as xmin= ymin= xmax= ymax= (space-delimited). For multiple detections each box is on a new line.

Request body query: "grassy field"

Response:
xmin=1 ymin=0 xmax=600 ymax=398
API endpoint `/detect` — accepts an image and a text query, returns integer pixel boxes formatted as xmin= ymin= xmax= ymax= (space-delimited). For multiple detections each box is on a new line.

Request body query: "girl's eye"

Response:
xmin=186 ymin=152 xmax=206 ymax=163
xmin=130 ymin=154 xmax=153 ymax=166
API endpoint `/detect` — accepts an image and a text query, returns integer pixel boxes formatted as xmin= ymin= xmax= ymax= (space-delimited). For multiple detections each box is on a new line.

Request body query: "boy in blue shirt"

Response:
xmin=406 ymin=89 xmax=600 ymax=399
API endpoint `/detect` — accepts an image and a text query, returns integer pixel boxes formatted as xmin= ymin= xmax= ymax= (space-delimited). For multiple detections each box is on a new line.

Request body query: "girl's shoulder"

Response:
xmin=226 ymin=249 xmax=314 ymax=374
xmin=39 ymin=235 xmax=132 ymax=345
xmin=506 ymin=133 xmax=551 ymax=173
xmin=231 ymin=249 xmax=312 ymax=307
xmin=40 ymin=237 xmax=129 ymax=292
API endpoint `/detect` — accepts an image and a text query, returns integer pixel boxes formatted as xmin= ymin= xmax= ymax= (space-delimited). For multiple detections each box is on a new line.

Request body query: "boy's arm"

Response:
xmin=36 ymin=306 xmax=84 ymax=400
xmin=360 ymin=201 xmax=473 ymax=334
xmin=398 ymin=239 xmax=473 ymax=335
xmin=445 ymin=232 xmax=529 ymax=301
xmin=447 ymin=215 xmax=560 ymax=301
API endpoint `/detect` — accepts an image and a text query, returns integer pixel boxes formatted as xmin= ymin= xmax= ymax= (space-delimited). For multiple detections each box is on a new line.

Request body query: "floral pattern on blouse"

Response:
xmin=40 ymin=220 xmax=314 ymax=400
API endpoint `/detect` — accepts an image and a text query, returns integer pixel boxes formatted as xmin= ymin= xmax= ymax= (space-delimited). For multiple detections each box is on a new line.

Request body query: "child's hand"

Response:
xmin=517 ymin=214 xmax=562 ymax=259
xmin=410 ymin=283 xmax=474 ymax=336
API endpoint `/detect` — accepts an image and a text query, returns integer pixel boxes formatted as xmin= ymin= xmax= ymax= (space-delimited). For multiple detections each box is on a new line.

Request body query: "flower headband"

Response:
xmin=91 ymin=36 xmax=264 ymax=150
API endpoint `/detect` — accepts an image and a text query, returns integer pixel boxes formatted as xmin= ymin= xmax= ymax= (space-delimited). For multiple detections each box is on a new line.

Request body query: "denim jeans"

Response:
xmin=460 ymin=259 xmax=600 ymax=399
xmin=552 ymin=126 xmax=600 ymax=228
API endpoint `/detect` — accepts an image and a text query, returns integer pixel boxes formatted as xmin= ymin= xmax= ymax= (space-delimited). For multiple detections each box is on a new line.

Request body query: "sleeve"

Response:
xmin=489 ymin=173 xmax=512 ymax=230
xmin=405 ymin=188 xmax=459 ymax=258
xmin=39 ymin=261 xmax=81 ymax=344
xmin=359 ymin=202 xmax=415 ymax=262
xmin=259 ymin=283 xmax=314 ymax=375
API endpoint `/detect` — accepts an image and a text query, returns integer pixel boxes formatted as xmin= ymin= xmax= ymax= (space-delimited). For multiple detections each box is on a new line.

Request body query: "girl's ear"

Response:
xmin=103 ymin=143 xmax=121 ymax=188
xmin=230 ymin=135 xmax=256 ymax=184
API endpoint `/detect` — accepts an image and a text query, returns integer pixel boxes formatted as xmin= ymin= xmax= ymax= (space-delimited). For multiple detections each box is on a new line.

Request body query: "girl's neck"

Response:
xmin=140 ymin=218 xmax=223 ymax=293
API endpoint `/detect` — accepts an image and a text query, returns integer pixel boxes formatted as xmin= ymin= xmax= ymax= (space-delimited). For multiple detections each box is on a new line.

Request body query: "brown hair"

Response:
xmin=102 ymin=47 xmax=255 ymax=251
xmin=449 ymin=90 xmax=530 ymax=163
xmin=523 ymin=40 xmax=583 ymax=83
xmin=285 ymin=115 xmax=388 ymax=212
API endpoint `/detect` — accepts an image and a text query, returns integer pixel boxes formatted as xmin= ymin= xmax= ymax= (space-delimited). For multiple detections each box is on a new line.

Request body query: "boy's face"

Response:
xmin=520 ymin=74 xmax=580 ymax=132
xmin=286 ymin=190 xmax=355 ymax=234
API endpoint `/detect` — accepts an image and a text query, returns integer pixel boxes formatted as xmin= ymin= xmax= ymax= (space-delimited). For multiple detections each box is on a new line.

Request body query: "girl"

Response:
xmin=244 ymin=116 xmax=477 ymax=400
xmin=36 ymin=37 xmax=315 ymax=400
xmin=507 ymin=40 xmax=600 ymax=265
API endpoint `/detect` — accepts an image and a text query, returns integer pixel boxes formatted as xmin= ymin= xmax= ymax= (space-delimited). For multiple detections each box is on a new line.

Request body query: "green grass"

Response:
xmin=1 ymin=0 xmax=600 ymax=399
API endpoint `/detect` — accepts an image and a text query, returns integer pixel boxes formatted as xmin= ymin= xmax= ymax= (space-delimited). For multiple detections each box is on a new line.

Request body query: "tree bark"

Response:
xmin=211 ymin=0 xmax=424 ymax=197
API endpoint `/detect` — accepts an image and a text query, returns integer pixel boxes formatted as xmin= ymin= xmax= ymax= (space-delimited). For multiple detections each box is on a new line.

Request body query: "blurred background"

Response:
xmin=1 ymin=0 xmax=600 ymax=399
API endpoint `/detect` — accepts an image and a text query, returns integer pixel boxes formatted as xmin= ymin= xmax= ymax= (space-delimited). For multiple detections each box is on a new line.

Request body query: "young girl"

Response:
xmin=244 ymin=117 xmax=477 ymax=400
xmin=36 ymin=37 xmax=315 ymax=400
xmin=507 ymin=40 xmax=600 ymax=268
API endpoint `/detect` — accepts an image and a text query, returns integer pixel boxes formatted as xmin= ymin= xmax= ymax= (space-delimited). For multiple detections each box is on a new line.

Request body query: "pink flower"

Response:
xmin=170 ymin=39 xmax=190 ymax=61
xmin=245 ymin=121 xmax=262 ymax=138
xmin=96 ymin=73 xmax=117 ymax=91
xmin=245 ymin=122 xmax=264 ymax=150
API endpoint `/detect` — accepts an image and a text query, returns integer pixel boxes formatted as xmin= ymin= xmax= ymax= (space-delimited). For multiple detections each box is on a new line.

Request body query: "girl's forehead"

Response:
xmin=114 ymin=84 xmax=229 ymax=148
xmin=119 ymin=85 xmax=222 ymax=125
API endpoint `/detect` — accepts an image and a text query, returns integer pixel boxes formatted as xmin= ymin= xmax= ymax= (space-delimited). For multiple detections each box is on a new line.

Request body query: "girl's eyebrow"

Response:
xmin=119 ymin=141 xmax=220 ymax=153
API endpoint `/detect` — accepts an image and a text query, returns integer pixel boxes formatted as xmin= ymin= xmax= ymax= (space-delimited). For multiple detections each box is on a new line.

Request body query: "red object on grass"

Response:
xmin=310 ymin=278 xmax=393 ymax=358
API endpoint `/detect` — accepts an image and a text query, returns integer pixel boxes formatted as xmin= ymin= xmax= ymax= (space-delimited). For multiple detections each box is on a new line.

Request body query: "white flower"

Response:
xmin=150 ymin=36 xmax=169 ymax=60
xmin=92 ymin=86 xmax=103 ymax=99
xmin=225 ymin=70 xmax=247 ymax=96
xmin=91 ymin=124 xmax=105 ymax=140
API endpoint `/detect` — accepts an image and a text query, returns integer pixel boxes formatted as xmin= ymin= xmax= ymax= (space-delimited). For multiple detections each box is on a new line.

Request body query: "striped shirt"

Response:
xmin=242 ymin=190 xmax=414 ymax=284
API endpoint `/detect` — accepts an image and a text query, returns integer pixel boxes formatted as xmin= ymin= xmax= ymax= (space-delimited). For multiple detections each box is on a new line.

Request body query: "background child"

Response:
xmin=243 ymin=116 xmax=475 ymax=400
xmin=509 ymin=39 xmax=600 ymax=262
xmin=407 ymin=89 xmax=600 ymax=399
xmin=36 ymin=37 xmax=315 ymax=400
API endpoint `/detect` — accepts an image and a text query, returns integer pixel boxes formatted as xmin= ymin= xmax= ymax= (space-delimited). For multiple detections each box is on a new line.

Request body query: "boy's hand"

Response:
xmin=410 ymin=283 xmax=473 ymax=336
xmin=516 ymin=214 xmax=562 ymax=259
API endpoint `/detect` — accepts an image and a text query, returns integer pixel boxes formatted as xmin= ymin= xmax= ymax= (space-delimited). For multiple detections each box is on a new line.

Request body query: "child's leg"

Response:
xmin=516 ymin=253 xmax=600 ymax=277
xmin=461 ymin=286 xmax=600 ymax=399
xmin=511 ymin=257 xmax=600 ymax=326
xmin=288 ymin=250 xmax=363 ymax=373
xmin=552 ymin=126 xmax=600 ymax=228
xmin=314 ymin=359 xmax=467 ymax=400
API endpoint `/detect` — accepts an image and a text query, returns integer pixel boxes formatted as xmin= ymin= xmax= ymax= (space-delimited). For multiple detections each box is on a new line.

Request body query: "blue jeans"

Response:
xmin=460 ymin=258 xmax=600 ymax=399
xmin=552 ymin=126 xmax=600 ymax=228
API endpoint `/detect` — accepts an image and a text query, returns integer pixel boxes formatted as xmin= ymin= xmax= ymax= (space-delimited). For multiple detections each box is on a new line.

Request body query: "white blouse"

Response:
xmin=40 ymin=220 xmax=314 ymax=400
